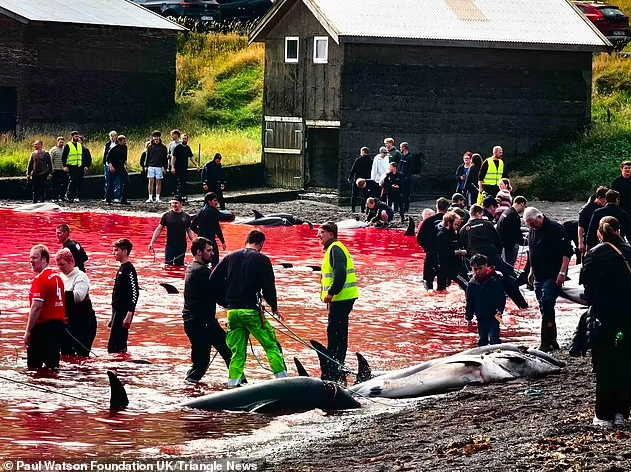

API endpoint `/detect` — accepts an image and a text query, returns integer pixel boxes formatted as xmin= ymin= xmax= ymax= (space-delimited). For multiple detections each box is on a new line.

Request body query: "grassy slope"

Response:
xmin=0 ymin=33 xmax=264 ymax=176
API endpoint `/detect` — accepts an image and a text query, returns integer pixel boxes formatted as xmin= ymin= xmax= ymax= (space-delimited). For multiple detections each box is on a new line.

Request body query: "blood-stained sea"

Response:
xmin=0 ymin=208 xmax=579 ymax=459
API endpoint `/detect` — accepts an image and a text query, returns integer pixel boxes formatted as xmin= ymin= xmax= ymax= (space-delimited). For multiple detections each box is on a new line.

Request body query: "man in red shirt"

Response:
xmin=25 ymin=244 xmax=66 ymax=369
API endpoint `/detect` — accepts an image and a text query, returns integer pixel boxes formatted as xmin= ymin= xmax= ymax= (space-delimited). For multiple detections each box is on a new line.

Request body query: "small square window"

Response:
xmin=285 ymin=37 xmax=299 ymax=63
xmin=313 ymin=36 xmax=328 ymax=63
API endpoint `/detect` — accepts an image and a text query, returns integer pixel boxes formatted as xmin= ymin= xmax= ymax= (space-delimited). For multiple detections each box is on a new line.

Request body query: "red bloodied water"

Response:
xmin=0 ymin=209 xmax=574 ymax=458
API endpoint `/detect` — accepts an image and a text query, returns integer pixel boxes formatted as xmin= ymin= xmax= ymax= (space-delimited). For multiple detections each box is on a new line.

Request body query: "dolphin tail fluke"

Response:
xmin=279 ymin=262 xmax=294 ymax=268
xmin=355 ymin=352 xmax=373 ymax=384
xmin=294 ymin=357 xmax=310 ymax=377
xmin=307 ymin=265 xmax=321 ymax=271
xmin=252 ymin=209 xmax=265 ymax=220
xmin=404 ymin=217 xmax=416 ymax=236
xmin=107 ymin=371 xmax=129 ymax=409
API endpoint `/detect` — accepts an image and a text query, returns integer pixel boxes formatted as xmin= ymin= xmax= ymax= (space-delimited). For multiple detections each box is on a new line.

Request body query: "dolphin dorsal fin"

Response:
xmin=252 ymin=210 xmax=265 ymax=219
xmin=310 ymin=340 xmax=338 ymax=379
xmin=355 ymin=352 xmax=373 ymax=384
xmin=294 ymin=357 xmax=310 ymax=377
xmin=404 ymin=217 xmax=416 ymax=236
xmin=107 ymin=371 xmax=129 ymax=409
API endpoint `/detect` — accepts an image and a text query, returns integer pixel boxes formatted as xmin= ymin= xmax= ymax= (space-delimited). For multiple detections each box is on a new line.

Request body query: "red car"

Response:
xmin=574 ymin=2 xmax=631 ymax=50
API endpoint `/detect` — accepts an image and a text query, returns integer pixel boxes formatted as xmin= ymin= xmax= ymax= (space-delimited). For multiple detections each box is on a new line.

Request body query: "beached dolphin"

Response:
xmin=349 ymin=344 xmax=565 ymax=399
xmin=336 ymin=218 xmax=369 ymax=230
xmin=14 ymin=202 xmax=60 ymax=212
xmin=245 ymin=210 xmax=313 ymax=228
xmin=218 ymin=210 xmax=236 ymax=222
xmin=107 ymin=371 xmax=360 ymax=413
xmin=559 ymin=264 xmax=587 ymax=306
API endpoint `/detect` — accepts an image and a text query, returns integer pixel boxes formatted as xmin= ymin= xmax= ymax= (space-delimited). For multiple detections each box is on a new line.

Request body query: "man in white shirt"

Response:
xmin=371 ymin=147 xmax=390 ymax=185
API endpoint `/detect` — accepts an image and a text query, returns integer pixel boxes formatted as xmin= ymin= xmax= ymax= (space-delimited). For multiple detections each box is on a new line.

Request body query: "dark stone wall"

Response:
xmin=338 ymin=43 xmax=592 ymax=195
xmin=0 ymin=15 xmax=178 ymax=128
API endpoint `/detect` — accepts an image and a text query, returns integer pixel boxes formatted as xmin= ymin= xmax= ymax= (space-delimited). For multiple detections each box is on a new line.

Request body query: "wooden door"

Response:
xmin=263 ymin=118 xmax=304 ymax=189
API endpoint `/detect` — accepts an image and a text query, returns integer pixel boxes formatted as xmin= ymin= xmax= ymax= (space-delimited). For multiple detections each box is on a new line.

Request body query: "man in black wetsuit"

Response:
xmin=56 ymin=224 xmax=88 ymax=272
xmin=182 ymin=237 xmax=232 ymax=383
xmin=347 ymin=147 xmax=372 ymax=213
xmin=191 ymin=192 xmax=227 ymax=268
xmin=149 ymin=195 xmax=195 ymax=266
xmin=417 ymin=197 xmax=450 ymax=290
xmin=108 ymin=238 xmax=139 ymax=353
xmin=365 ymin=197 xmax=394 ymax=226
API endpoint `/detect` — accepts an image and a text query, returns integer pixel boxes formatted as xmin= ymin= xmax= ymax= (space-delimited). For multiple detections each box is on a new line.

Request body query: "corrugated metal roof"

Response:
xmin=0 ymin=0 xmax=185 ymax=30
xmin=252 ymin=0 xmax=610 ymax=50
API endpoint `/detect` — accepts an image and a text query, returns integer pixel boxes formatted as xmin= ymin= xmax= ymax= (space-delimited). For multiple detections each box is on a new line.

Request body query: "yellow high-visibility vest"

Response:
xmin=321 ymin=241 xmax=359 ymax=302
xmin=66 ymin=142 xmax=83 ymax=166
xmin=482 ymin=157 xmax=503 ymax=186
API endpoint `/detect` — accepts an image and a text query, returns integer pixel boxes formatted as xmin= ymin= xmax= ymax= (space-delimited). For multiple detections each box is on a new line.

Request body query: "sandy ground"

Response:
xmin=6 ymin=194 xmax=622 ymax=471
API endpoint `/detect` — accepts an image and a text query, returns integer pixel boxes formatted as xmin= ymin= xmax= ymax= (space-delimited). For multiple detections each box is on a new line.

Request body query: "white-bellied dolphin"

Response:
xmin=559 ymin=264 xmax=587 ymax=306
xmin=350 ymin=344 xmax=565 ymax=399
xmin=249 ymin=210 xmax=313 ymax=228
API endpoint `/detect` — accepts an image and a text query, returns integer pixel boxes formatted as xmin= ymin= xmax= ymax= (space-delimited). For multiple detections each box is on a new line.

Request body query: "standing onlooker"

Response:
xmin=209 ymin=230 xmax=288 ymax=387
xmin=384 ymin=137 xmax=402 ymax=165
xmin=26 ymin=140 xmax=52 ymax=204
xmin=612 ymin=161 xmax=631 ymax=218
xmin=144 ymin=131 xmax=168 ymax=203
xmin=202 ymin=153 xmax=226 ymax=210
xmin=586 ymin=190 xmax=631 ymax=250
xmin=25 ymin=244 xmax=66 ymax=369
xmin=105 ymin=135 xmax=130 ymax=205
xmin=496 ymin=178 xmax=513 ymax=215
xmin=417 ymin=197 xmax=450 ymax=290
xmin=62 ymin=131 xmax=86 ymax=202
xmin=381 ymin=162 xmax=405 ymax=221
xmin=371 ymin=147 xmax=390 ymax=185
xmin=578 ymin=186 xmax=608 ymax=256
xmin=49 ymin=137 xmax=67 ymax=202
xmin=478 ymin=146 xmax=507 ymax=201
xmin=103 ymin=131 xmax=121 ymax=203
xmin=55 ymin=224 xmax=88 ymax=272
xmin=496 ymin=196 xmax=527 ymax=267
xmin=347 ymin=147 xmax=372 ymax=213
xmin=168 ymin=129 xmax=182 ymax=169
xmin=108 ymin=238 xmax=139 ymax=354
xmin=191 ymin=192 xmax=227 ymax=268
xmin=464 ymin=153 xmax=482 ymax=207
xmin=317 ymin=221 xmax=359 ymax=383
xmin=182 ymin=237 xmax=232 ymax=383
xmin=148 ymin=195 xmax=195 ymax=266
xmin=171 ymin=133 xmax=199 ymax=201
xmin=399 ymin=142 xmax=414 ymax=214
xmin=525 ymin=207 xmax=573 ymax=352
xmin=580 ymin=216 xmax=631 ymax=428
xmin=465 ymin=254 xmax=506 ymax=346
xmin=436 ymin=211 xmax=469 ymax=291
xmin=55 ymin=248 xmax=96 ymax=357
xmin=455 ymin=152 xmax=473 ymax=193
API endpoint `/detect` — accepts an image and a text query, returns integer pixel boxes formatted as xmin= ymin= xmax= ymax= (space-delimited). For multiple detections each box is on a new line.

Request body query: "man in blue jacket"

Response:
xmin=465 ymin=254 xmax=506 ymax=346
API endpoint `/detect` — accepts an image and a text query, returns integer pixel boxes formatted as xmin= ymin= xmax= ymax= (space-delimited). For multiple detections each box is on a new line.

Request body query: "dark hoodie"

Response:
xmin=465 ymin=268 xmax=506 ymax=321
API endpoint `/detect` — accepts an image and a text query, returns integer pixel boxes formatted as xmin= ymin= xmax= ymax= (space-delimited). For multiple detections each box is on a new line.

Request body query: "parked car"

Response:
xmin=574 ymin=1 xmax=631 ymax=50
xmin=206 ymin=0 xmax=272 ymax=23
xmin=132 ymin=0 xmax=221 ymax=26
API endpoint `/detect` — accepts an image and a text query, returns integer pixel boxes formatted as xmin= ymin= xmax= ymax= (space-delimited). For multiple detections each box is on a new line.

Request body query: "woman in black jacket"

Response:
xmin=464 ymin=153 xmax=482 ymax=207
xmin=580 ymin=216 xmax=631 ymax=428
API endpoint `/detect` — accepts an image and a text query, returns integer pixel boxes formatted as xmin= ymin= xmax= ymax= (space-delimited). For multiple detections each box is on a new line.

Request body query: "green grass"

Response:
xmin=0 ymin=32 xmax=264 ymax=177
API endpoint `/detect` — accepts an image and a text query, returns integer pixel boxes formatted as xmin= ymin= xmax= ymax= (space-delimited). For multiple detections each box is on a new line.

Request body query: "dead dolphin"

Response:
xmin=559 ymin=264 xmax=587 ymax=306
xmin=250 ymin=210 xmax=313 ymax=228
xmin=107 ymin=371 xmax=360 ymax=413
xmin=349 ymin=344 xmax=565 ymax=399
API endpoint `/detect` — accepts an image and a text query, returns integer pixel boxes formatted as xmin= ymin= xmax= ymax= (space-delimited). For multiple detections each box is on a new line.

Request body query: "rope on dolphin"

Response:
xmin=262 ymin=306 xmax=359 ymax=377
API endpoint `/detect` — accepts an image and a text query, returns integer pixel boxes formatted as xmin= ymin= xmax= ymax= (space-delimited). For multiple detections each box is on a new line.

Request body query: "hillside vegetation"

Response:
xmin=513 ymin=53 xmax=631 ymax=200
xmin=0 ymin=32 xmax=264 ymax=176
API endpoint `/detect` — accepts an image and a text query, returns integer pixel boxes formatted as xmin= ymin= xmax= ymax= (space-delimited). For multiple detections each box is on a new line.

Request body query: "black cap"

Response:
xmin=483 ymin=195 xmax=498 ymax=208
xmin=70 ymin=131 xmax=80 ymax=136
xmin=171 ymin=195 xmax=184 ymax=203
xmin=452 ymin=193 xmax=465 ymax=202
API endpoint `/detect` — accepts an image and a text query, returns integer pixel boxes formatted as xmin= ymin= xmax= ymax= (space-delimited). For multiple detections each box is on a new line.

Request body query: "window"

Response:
xmin=313 ymin=36 xmax=328 ymax=63
xmin=285 ymin=37 xmax=299 ymax=63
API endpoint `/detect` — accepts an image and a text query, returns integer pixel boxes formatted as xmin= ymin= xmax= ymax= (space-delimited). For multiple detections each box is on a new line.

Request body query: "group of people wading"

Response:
xmin=23 ymin=201 xmax=358 ymax=387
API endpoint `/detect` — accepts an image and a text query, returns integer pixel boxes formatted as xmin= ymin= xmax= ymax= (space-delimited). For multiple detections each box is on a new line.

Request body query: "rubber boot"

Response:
xmin=537 ymin=320 xmax=554 ymax=352
xmin=550 ymin=321 xmax=560 ymax=351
